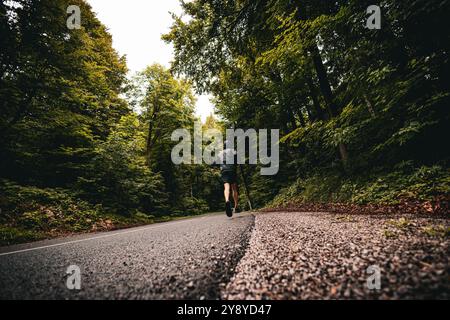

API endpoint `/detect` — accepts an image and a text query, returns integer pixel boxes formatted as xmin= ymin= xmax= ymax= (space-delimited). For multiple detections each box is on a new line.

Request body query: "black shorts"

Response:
xmin=221 ymin=170 xmax=237 ymax=184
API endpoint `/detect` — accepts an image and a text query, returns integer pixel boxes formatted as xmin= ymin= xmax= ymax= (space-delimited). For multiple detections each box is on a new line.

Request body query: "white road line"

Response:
xmin=0 ymin=217 xmax=200 ymax=257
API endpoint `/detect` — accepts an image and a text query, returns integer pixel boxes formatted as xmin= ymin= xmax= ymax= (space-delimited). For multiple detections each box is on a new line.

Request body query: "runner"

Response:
xmin=217 ymin=140 xmax=240 ymax=217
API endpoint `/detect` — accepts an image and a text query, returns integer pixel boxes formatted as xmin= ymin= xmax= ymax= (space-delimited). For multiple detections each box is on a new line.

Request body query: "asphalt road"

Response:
xmin=0 ymin=212 xmax=254 ymax=300
xmin=2 ymin=211 xmax=447 ymax=300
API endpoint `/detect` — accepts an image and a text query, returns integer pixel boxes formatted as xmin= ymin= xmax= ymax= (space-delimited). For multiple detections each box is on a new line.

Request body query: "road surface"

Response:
xmin=0 ymin=211 xmax=448 ymax=299
xmin=0 ymin=212 xmax=254 ymax=299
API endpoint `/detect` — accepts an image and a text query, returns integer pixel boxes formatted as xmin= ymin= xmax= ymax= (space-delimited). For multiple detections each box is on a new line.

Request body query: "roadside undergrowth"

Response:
xmin=265 ymin=165 xmax=450 ymax=215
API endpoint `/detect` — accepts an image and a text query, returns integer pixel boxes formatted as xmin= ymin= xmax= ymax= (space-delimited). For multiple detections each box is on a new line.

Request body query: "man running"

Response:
xmin=217 ymin=140 xmax=240 ymax=217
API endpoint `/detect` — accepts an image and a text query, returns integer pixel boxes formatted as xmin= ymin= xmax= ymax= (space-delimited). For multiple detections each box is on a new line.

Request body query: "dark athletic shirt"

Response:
xmin=217 ymin=148 xmax=237 ymax=172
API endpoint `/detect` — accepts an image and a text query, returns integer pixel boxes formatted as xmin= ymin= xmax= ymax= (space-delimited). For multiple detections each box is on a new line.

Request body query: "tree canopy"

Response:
xmin=164 ymin=0 xmax=450 ymax=207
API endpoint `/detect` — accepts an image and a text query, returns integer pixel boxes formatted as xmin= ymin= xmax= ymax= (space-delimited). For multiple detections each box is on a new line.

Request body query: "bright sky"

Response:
xmin=87 ymin=0 xmax=214 ymax=122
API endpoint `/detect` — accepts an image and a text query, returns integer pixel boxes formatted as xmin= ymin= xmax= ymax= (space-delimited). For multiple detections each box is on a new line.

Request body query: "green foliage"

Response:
xmin=422 ymin=225 xmax=450 ymax=238
xmin=173 ymin=197 xmax=210 ymax=216
xmin=269 ymin=165 xmax=450 ymax=207
xmin=0 ymin=179 xmax=161 ymax=245
xmin=127 ymin=65 xmax=223 ymax=212
xmin=387 ymin=218 xmax=412 ymax=230
xmin=0 ymin=3 xmax=218 ymax=245
xmin=1 ymin=0 xmax=129 ymax=185
xmin=0 ymin=226 xmax=46 ymax=247
xmin=347 ymin=165 xmax=450 ymax=204
xmin=166 ymin=0 xmax=449 ymax=209
xmin=77 ymin=114 xmax=169 ymax=215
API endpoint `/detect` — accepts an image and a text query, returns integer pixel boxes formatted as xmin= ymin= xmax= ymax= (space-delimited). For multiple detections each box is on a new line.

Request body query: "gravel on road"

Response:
xmin=222 ymin=211 xmax=449 ymax=299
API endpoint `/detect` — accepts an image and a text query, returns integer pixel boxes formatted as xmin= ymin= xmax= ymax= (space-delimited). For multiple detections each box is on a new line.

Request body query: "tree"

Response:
xmin=165 ymin=0 xmax=450 ymax=207
xmin=77 ymin=114 xmax=169 ymax=215
xmin=0 ymin=0 xmax=129 ymax=186
xmin=127 ymin=64 xmax=195 ymax=165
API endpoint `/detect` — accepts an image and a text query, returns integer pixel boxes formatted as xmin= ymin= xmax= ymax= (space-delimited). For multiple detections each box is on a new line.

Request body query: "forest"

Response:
xmin=0 ymin=0 xmax=449 ymax=245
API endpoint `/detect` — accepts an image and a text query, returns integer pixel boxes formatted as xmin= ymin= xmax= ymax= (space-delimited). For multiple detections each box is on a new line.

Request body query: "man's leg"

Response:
xmin=224 ymin=183 xmax=230 ymax=202
xmin=224 ymin=183 xmax=232 ymax=217
xmin=231 ymin=183 xmax=239 ymax=209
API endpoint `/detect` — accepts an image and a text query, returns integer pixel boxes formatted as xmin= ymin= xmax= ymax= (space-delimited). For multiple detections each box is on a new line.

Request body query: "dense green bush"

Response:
xmin=0 ymin=179 xmax=159 ymax=245
xmin=269 ymin=164 xmax=450 ymax=207
xmin=0 ymin=180 xmax=103 ymax=229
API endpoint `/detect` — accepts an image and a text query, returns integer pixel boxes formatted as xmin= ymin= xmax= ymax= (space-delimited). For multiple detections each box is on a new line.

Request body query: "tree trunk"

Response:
xmin=338 ymin=142 xmax=349 ymax=165
xmin=269 ymin=70 xmax=296 ymax=131
xmin=310 ymin=45 xmax=349 ymax=165
xmin=146 ymin=100 xmax=161 ymax=165
xmin=306 ymin=76 xmax=326 ymax=121
xmin=146 ymin=120 xmax=154 ymax=164
xmin=311 ymin=45 xmax=338 ymax=118
xmin=364 ymin=94 xmax=376 ymax=118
